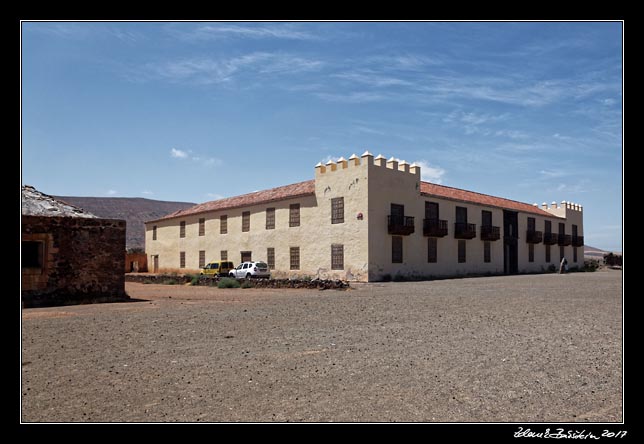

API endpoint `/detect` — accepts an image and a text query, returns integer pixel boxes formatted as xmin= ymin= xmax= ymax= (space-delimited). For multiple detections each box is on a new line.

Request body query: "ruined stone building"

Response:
xmin=145 ymin=152 xmax=584 ymax=282
xmin=21 ymin=185 xmax=127 ymax=307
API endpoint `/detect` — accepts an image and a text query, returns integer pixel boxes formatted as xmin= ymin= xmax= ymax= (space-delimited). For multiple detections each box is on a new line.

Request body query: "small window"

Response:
xmin=527 ymin=217 xmax=536 ymax=232
xmin=289 ymin=204 xmax=300 ymax=227
xmin=241 ymin=251 xmax=252 ymax=263
xmin=199 ymin=218 xmax=205 ymax=236
xmin=528 ymin=243 xmax=535 ymax=263
xmin=199 ymin=250 xmax=206 ymax=268
xmin=267 ymin=247 xmax=275 ymax=269
xmin=266 ymin=208 xmax=275 ymax=230
xmin=221 ymin=250 xmax=227 ymax=261
xmin=180 ymin=221 xmax=186 ymax=238
xmin=545 ymin=220 xmax=552 ymax=234
xmin=180 ymin=251 xmax=186 ymax=268
xmin=559 ymin=222 xmax=566 ymax=235
xmin=482 ymin=210 xmax=492 ymax=227
xmin=290 ymin=247 xmax=300 ymax=270
xmin=331 ymin=244 xmax=344 ymax=270
xmin=392 ymin=236 xmax=403 ymax=263
xmin=425 ymin=201 xmax=439 ymax=220
xmin=22 ymin=241 xmax=43 ymax=268
xmin=242 ymin=211 xmax=250 ymax=232
xmin=483 ymin=241 xmax=491 ymax=263
xmin=331 ymin=197 xmax=344 ymax=224
xmin=427 ymin=237 xmax=437 ymax=263
xmin=545 ymin=244 xmax=551 ymax=263
xmin=152 ymin=225 xmax=157 ymax=241
xmin=220 ymin=215 xmax=228 ymax=234
xmin=458 ymin=240 xmax=466 ymax=263
xmin=573 ymin=247 xmax=578 ymax=263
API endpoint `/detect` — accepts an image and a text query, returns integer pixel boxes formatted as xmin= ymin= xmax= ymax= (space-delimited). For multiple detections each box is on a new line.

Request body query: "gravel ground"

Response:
xmin=21 ymin=270 xmax=623 ymax=423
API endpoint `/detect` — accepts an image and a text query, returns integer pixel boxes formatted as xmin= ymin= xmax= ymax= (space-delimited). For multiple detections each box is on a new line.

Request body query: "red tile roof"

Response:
xmin=420 ymin=181 xmax=558 ymax=217
xmin=150 ymin=178 xmax=558 ymax=223
xmin=149 ymin=180 xmax=316 ymax=222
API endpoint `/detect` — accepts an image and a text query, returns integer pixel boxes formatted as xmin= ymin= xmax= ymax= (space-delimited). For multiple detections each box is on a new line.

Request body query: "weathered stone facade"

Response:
xmin=22 ymin=215 xmax=127 ymax=307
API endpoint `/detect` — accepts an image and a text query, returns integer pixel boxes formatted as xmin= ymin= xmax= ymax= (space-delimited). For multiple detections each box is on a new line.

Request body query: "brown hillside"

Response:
xmin=54 ymin=196 xmax=195 ymax=250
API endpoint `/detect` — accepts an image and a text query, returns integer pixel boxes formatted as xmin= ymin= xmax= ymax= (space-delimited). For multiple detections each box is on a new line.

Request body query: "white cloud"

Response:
xmin=141 ymin=190 xmax=153 ymax=195
xmin=181 ymin=24 xmax=319 ymax=41
xmin=170 ymin=148 xmax=188 ymax=159
xmin=206 ymin=193 xmax=224 ymax=200
xmin=413 ymin=160 xmax=446 ymax=184
xmin=105 ymin=189 xmax=118 ymax=196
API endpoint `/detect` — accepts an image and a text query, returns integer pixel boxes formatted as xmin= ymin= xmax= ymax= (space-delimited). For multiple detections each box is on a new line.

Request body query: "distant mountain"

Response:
xmin=584 ymin=245 xmax=609 ymax=258
xmin=54 ymin=196 xmax=195 ymax=250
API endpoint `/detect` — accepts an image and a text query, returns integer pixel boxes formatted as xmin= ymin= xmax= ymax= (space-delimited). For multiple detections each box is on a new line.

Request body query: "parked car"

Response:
xmin=201 ymin=261 xmax=235 ymax=276
xmin=229 ymin=261 xmax=270 ymax=279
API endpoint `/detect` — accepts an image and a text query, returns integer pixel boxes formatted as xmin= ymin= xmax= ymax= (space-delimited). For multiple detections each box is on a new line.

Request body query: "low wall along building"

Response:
xmin=144 ymin=152 xmax=584 ymax=282
xmin=21 ymin=186 xmax=127 ymax=307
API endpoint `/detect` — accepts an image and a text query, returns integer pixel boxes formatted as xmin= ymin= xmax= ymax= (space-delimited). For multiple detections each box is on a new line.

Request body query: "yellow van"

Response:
xmin=200 ymin=261 xmax=235 ymax=276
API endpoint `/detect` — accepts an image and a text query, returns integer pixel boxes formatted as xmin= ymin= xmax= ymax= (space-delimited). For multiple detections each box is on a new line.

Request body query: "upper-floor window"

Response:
xmin=558 ymin=222 xmax=566 ymax=235
xmin=152 ymin=225 xmax=157 ymax=241
xmin=289 ymin=204 xmax=300 ymax=227
xmin=456 ymin=206 xmax=467 ymax=224
xmin=544 ymin=220 xmax=552 ymax=234
xmin=179 ymin=221 xmax=186 ymax=238
xmin=199 ymin=218 xmax=205 ymax=236
xmin=220 ymin=215 xmax=227 ymax=234
xmin=331 ymin=197 xmax=344 ymax=224
xmin=527 ymin=217 xmax=536 ymax=232
xmin=482 ymin=210 xmax=492 ymax=227
xmin=425 ymin=202 xmax=439 ymax=220
xmin=266 ymin=208 xmax=275 ymax=230
xmin=242 ymin=211 xmax=250 ymax=232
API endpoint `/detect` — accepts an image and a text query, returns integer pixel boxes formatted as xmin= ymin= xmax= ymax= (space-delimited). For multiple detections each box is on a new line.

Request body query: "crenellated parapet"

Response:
xmin=316 ymin=151 xmax=421 ymax=179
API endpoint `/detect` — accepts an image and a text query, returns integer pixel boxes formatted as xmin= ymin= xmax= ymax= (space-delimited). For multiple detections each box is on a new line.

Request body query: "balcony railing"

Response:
xmin=480 ymin=225 xmax=501 ymax=241
xmin=558 ymin=234 xmax=572 ymax=246
xmin=423 ymin=219 xmax=448 ymax=237
xmin=526 ymin=230 xmax=543 ymax=244
xmin=388 ymin=215 xmax=415 ymax=236
xmin=572 ymin=235 xmax=584 ymax=247
xmin=454 ymin=222 xmax=476 ymax=239
xmin=543 ymin=232 xmax=558 ymax=245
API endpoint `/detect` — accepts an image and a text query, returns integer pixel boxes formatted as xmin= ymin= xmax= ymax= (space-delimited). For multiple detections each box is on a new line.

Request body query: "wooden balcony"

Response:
xmin=558 ymin=234 xmax=572 ymax=246
xmin=572 ymin=235 xmax=584 ymax=247
xmin=454 ymin=222 xmax=476 ymax=239
xmin=480 ymin=225 xmax=501 ymax=241
xmin=423 ymin=219 xmax=448 ymax=237
xmin=526 ymin=230 xmax=543 ymax=244
xmin=543 ymin=232 xmax=558 ymax=245
xmin=388 ymin=215 xmax=415 ymax=236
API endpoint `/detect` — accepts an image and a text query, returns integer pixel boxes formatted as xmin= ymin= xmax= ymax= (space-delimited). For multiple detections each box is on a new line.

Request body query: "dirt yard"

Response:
xmin=21 ymin=270 xmax=622 ymax=423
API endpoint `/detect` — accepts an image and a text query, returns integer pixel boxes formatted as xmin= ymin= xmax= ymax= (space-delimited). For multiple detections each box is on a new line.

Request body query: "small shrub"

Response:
xmin=583 ymin=259 xmax=599 ymax=272
xmin=547 ymin=264 xmax=557 ymax=273
xmin=218 ymin=277 xmax=241 ymax=289
xmin=190 ymin=275 xmax=200 ymax=286
xmin=164 ymin=279 xmax=178 ymax=285
xmin=241 ymin=280 xmax=254 ymax=289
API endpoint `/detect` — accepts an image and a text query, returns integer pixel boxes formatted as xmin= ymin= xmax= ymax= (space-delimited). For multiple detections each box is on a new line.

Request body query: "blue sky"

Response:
xmin=21 ymin=21 xmax=622 ymax=251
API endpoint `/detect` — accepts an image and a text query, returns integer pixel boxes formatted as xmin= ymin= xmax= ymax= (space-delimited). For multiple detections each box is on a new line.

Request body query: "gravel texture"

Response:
xmin=21 ymin=270 xmax=622 ymax=423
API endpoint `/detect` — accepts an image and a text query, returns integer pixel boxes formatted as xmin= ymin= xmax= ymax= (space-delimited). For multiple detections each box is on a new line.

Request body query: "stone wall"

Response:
xmin=125 ymin=252 xmax=148 ymax=272
xmin=22 ymin=215 xmax=127 ymax=307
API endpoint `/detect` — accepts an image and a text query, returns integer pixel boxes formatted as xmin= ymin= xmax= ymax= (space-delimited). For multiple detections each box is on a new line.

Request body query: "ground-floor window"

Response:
xmin=22 ymin=241 xmax=44 ymax=269
xmin=180 ymin=251 xmax=186 ymax=268
xmin=573 ymin=247 xmax=578 ymax=263
xmin=331 ymin=244 xmax=344 ymax=270
xmin=267 ymin=247 xmax=275 ymax=269
xmin=392 ymin=236 xmax=403 ymax=263
xmin=427 ymin=237 xmax=437 ymax=263
xmin=545 ymin=245 xmax=551 ymax=263
xmin=483 ymin=241 xmax=491 ymax=263
xmin=221 ymin=250 xmax=227 ymax=261
xmin=528 ymin=243 xmax=534 ymax=263
xmin=241 ymin=251 xmax=252 ymax=263
xmin=458 ymin=240 xmax=466 ymax=263
xmin=290 ymin=247 xmax=300 ymax=270
xmin=199 ymin=250 xmax=206 ymax=268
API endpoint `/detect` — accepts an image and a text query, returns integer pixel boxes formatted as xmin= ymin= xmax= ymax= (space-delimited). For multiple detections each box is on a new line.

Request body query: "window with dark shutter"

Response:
xmin=392 ymin=236 xmax=403 ymax=263
xmin=180 ymin=251 xmax=186 ymax=268
xmin=267 ymin=248 xmax=275 ymax=269
xmin=220 ymin=215 xmax=227 ymax=234
xmin=220 ymin=250 xmax=227 ymax=261
xmin=289 ymin=204 xmax=300 ymax=227
xmin=199 ymin=250 xmax=206 ymax=268
xmin=199 ymin=218 xmax=205 ymax=236
xmin=242 ymin=211 xmax=250 ymax=232
xmin=152 ymin=225 xmax=157 ymax=241
xmin=331 ymin=198 xmax=344 ymax=224
xmin=180 ymin=221 xmax=186 ymax=238
xmin=266 ymin=208 xmax=275 ymax=230
xmin=290 ymin=247 xmax=300 ymax=270
xmin=331 ymin=244 xmax=344 ymax=270
xmin=458 ymin=240 xmax=466 ymax=263
xmin=427 ymin=237 xmax=437 ymax=263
